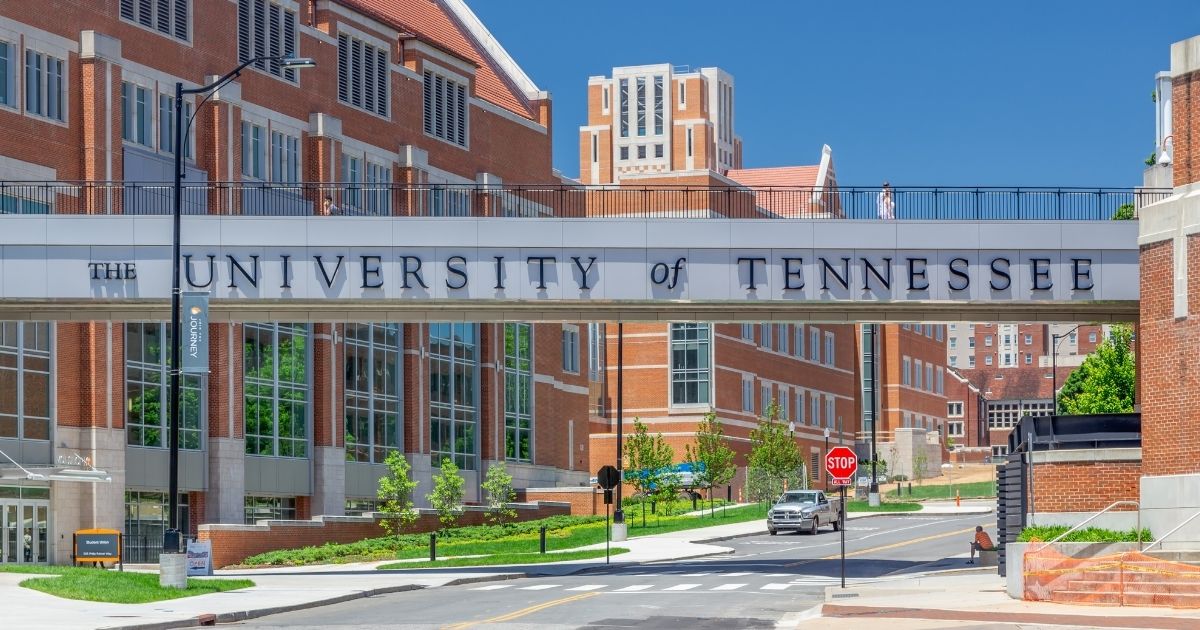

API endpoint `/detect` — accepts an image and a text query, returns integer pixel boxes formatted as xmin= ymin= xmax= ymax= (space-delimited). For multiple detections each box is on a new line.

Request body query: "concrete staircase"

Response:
xmin=1047 ymin=554 xmax=1200 ymax=608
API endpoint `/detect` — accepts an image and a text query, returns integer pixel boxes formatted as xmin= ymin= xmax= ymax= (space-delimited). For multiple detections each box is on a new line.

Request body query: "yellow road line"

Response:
xmin=785 ymin=525 xmax=986 ymax=567
xmin=442 ymin=591 xmax=599 ymax=630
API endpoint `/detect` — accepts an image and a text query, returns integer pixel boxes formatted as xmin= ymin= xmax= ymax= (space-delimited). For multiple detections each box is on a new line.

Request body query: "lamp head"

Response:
xmin=280 ymin=57 xmax=317 ymax=70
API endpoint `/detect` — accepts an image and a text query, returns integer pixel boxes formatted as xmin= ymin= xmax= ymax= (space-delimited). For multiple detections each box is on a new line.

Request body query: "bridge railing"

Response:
xmin=0 ymin=181 xmax=1170 ymax=220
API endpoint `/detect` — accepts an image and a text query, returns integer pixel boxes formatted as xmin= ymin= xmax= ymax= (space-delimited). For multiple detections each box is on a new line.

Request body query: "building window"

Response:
xmin=504 ymin=323 xmax=532 ymax=462
xmin=968 ymin=337 xmax=975 ymax=349
xmin=914 ymin=359 xmax=923 ymax=389
xmin=122 ymin=82 xmax=153 ymax=147
xmin=125 ymin=323 xmax=202 ymax=449
xmin=947 ymin=401 xmax=964 ymax=417
xmin=824 ymin=332 xmax=835 ymax=367
xmin=561 ymin=325 xmax=580 ymax=374
xmin=825 ymin=396 xmax=835 ymax=429
xmin=760 ymin=323 xmax=771 ymax=349
xmin=120 ymin=0 xmax=189 ymax=41
xmin=24 ymin=50 xmax=64 ymax=122
xmin=343 ymin=323 xmax=401 ymax=464
xmin=654 ymin=144 xmax=664 ymax=158
xmin=637 ymin=144 xmax=646 ymax=159
xmin=969 ymin=355 xmax=976 ymax=367
xmin=670 ymin=323 xmax=710 ymax=405
xmin=810 ymin=393 xmax=820 ymax=427
xmin=1024 ymin=334 xmax=1032 ymax=345
xmin=344 ymin=498 xmax=379 ymax=516
xmin=741 ymin=323 xmax=753 ymax=342
xmin=947 ymin=421 xmax=964 ymax=437
xmin=364 ymin=161 xmax=390 ymax=216
xmin=0 ymin=41 xmax=16 ymax=108
xmin=237 ymin=0 xmax=298 ymax=82
xmin=1025 ymin=353 xmax=1033 ymax=365
xmin=985 ymin=354 xmax=993 ymax=366
xmin=423 ymin=70 xmax=468 ymax=147
xmin=587 ymin=323 xmax=604 ymax=381
xmin=1089 ymin=331 xmax=1098 ymax=343
xmin=686 ymin=127 xmax=693 ymax=157
xmin=936 ymin=325 xmax=944 ymax=341
xmin=0 ymin=322 xmax=51 ymax=441
xmin=653 ymin=75 xmax=664 ymax=135
xmin=936 ymin=367 xmax=944 ymax=394
xmin=780 ymin=387 xmax=789 ymax=421
xmin=985 ymin=335 xmax=993 ymax=347
xmin=429 ymin=323 xmax=478 ymax=470
xmin=124 ymin=492 xmax=188 ymax=563
xmin=760 ymin=384 xmax=770 ymax=414
xmin=591 ymin=134 xmax=598 ymax=163
xmin=926 ymin=364 xmax=934 ymax=392
xmin=791 ymin=390 xmax=800 ymax=423
xmin=337 ymin=33 xmax=388 ymax=117
xmin=158 ymin=94 xmax=194 ymax=158
xmin=339 ymin=153 xmax=362 ymax=209
xmin=949 ymin=337 xmax=957 ymax=349
xmin=949 ymin=355 xmax=958 ymax=366
xmin=678 ymin=80 xmax=686 ymax=106
xmin=241 ymin=121 xmax=264 ymax=179
xmin=809 ymin=327 xmax=820 ymax=362
xmin=777 ymin=324 xmax=788 ymax=354
xmin=244 ymin=496 xmax=296 ymax=523
xmin=635 ymin=76 xmax=646 ymax=136
xmin=244 ymin=323 xmax=310 ymax=458
xmin=795 ymin=325 xmax=804 ymax=357
xmin=902 ymin=357 xmax=911 ymax=386
xmin=618 ymin=78 xmax=628 ymax=138
xmin=992 ymin=445 xmax=1009 ymax=458
xmin=602 ymin=85 xmax=609 ymax=111
xmin=741 ymin=377 xmax=753 ymax=413
xmin=619 ymin=146 xmax=628 ymax=161
xmin=267 ymin=130 xmax=300 ymax=184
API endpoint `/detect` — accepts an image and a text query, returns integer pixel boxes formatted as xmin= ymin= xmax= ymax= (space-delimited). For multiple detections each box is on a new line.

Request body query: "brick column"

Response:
xmin=206 ymin=323 xmax=246 ymax=524
xmin=311 ymin=323 xmax=345 ymax=516
xmin=78 ymin=32 xmax=123 ymax=214
xmin=1136 ymin=34 xmax=1200 ymax=550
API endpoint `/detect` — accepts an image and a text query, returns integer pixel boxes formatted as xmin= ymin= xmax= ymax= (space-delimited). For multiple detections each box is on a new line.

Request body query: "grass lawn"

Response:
xmin=376 ymin=547 xmax=629 ymax=570
xmin=243 ymin=505 xmax=766 ymax=567
xmin=884 ymin=480 xmax=996 ymax=500
xmin=0 ymin=565 xmax=253 ymax=604
xmin=844 ymin=500 xmax=922 ymax=512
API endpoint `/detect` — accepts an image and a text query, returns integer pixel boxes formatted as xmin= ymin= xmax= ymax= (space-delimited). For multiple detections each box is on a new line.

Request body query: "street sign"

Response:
xmin=73 ymin=529 xmax=121 ymax=565
xmin=597 ymin=465 xmax=620 ymax=490
xmin=826 ymin=446 xmax=858 ymax=485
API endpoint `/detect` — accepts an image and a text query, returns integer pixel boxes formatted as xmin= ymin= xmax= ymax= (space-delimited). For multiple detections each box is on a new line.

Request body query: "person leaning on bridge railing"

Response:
xmin=877 ymin=181 xmax=896 ymax=220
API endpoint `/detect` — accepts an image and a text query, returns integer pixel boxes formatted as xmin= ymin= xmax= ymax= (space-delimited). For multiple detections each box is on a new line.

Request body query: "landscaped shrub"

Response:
xmin=1017 ymin=525 xmax=1152 ymax=543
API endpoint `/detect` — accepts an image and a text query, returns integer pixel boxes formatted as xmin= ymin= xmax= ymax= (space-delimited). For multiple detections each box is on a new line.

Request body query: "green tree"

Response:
xmin=745 ymin=401 xmax=805 ymax=504
xmin=1113 ymin=203 xmax=1136 ymax=220
xmin=913 ymin=451 xmax=928 ymax=484
xmin=683 ymin=412 xmax=737 ymax=516
xmin=624 ymin=418 xmax=675 ymax=526
xmin=427 ymin=457 xmax=465 ymax=533
xmin=376 ymin=451 xmax=419 ymax=542
xmin=1057 ymin=325 xmax=1136 ymax=415
xmin=481 ymin=462 xmax=517 ymax=525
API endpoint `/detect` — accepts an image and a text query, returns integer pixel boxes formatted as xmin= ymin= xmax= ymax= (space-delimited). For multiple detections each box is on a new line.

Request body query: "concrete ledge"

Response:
xmin=1030 ymin=447 xmax=1140 ymax=464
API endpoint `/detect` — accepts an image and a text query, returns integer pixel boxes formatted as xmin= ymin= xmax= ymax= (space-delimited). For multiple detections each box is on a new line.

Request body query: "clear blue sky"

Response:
xmin=471 ymin=0 xmax=1200 ymax=187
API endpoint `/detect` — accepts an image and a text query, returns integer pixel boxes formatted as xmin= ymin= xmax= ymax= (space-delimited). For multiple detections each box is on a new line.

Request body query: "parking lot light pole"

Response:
xmin=162 ymin=56 xmax=314 ymax=589
xmin=1050 ymin=325 xmax=1081 ymax=415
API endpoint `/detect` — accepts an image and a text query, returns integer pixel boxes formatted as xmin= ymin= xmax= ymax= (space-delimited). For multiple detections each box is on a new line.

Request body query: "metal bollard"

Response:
xmin=692 ymin=494 xmax=698 ymax=511
xmin=430 ymin=533 xmax=436 ymax=562
xmin=896 ymin=482 xmax=901 ymax=496
xmin=907 ymin=482 xmax=912 ymax=496
xmin=539 ymin=526 xmax=547 ymax=554
xmin=651 ymin=500 xmax=656 ymax=515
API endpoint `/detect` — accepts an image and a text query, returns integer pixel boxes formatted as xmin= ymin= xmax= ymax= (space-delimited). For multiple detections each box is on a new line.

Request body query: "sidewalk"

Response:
xmin=790 ymin=572 xmax=1200 ymax=629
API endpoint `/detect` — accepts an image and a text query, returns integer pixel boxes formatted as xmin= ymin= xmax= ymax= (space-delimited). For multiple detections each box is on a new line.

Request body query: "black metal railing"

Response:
xmin=0 ymin=181 xmax=1170 ymax=220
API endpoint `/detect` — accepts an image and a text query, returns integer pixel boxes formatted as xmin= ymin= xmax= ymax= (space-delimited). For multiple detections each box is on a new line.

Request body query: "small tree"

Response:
xmin=377 ymin=451 xmax=419 ymax=544
xmin=427 ymin=457 xmax=465 ymax=533
xmin=683 ymin=412 xmax=737 ymax=517
xmin=913 ymin=451 xmax=929 ymax=485
xmin=746 ymin=401 xmax=804 ymax=507
xmin=481 ymin=462 xmax=517 ymax=525
xmin=1057 ymin=325 xmax=1136 ymax=415
xmin=624 ymin=418 xmax=675 ymax=526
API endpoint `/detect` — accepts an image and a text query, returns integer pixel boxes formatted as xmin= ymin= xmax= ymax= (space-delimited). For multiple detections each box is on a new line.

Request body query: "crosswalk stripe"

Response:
xmin=567 ymin=584 xmax=606 ymax=591
xmin=472 ymin=584 xmax=513 ymax=591
xmin=711 ymin=583 xmax=747 ymax=591
xmin=718 ymin=572 xmax=752 ymax=577
xmin=679 ymin=572 xmax=712 ymax=577
xmin=664 ymin=583 xmax=701 ymax=591
xmin=519 ymin=584 xmax=560 ymax=590
xmin=615 ymin=584 xmax=654 ymax=592
xmin=761 ymin=583 xmax=791 ymax=590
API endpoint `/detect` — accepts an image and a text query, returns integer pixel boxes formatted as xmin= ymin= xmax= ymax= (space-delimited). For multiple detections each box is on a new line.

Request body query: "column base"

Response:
xmin=868 ymin=492 xmax=881 ymax=507
xmin=1141 ymin=473 xmax=1200 ymax=550
xmin=612 ymin=523 xmax=628 ymax=542
xmin=159 ymin=552 xmax=188 ymax=589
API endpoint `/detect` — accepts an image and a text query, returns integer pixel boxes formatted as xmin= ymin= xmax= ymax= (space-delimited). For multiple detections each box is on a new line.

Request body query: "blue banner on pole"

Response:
xmin=181 ymin=291 xmax=209 ymax=374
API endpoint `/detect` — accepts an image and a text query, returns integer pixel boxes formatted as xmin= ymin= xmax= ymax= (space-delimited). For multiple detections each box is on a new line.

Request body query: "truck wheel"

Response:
xmin=832 ymin=518 xmax=841 ymax=532
xmin=768 ymin=527 xmax=777 ymax=536
xmin=809 ymin=519 xmax=819 ymax=535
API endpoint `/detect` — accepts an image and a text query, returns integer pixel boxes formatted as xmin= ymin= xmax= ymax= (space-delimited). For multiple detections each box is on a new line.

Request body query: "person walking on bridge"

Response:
xmin=877 ymin=181 xmax=895 ymax=220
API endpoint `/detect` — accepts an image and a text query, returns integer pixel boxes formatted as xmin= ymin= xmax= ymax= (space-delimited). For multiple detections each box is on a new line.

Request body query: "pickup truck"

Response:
xmin=766 ymin=490 xmax=843 ymax=535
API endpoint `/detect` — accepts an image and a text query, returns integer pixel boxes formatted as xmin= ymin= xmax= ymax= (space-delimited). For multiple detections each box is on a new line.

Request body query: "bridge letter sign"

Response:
xmin=826 ymin=446 xmax=858 ymax=486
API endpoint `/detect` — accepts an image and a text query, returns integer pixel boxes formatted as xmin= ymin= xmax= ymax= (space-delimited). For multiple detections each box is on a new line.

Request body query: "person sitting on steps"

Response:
xmin=967 ymin=525 xmax=994 ymax=564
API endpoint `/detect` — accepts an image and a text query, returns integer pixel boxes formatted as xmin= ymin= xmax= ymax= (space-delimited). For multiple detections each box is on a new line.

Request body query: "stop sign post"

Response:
xmin=825 ymin=446 xmax=858 ymax=485
xmin=825 ymin=445 xmax=856 ymax=590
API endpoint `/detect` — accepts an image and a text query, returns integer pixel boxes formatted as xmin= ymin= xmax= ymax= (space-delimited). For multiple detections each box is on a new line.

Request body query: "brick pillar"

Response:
xmin=1136 ymin=33 xmax=1200 ymax=550
xmin=206 ymin=323 xmax=246 ymax=523
xmin=311 ymin=323 xmax=345 ymax=516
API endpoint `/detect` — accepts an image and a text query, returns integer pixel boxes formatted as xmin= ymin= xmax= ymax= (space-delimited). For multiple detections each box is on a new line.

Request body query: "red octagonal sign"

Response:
xmin=825 ymin=446 xmax=858 ymax=485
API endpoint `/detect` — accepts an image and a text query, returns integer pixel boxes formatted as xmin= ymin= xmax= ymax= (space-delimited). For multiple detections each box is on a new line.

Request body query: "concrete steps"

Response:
xmin=1050 ymin=589 xmax=1200 ymax=608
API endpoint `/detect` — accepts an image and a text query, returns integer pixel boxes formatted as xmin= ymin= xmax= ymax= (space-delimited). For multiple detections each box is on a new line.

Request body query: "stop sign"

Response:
xmin=825 ymin=446 xmax=858 ymax=484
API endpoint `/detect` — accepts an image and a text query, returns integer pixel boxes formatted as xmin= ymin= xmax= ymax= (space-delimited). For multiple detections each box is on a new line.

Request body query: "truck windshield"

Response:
xmin=780 ymin=492 xmax=818 ymax=504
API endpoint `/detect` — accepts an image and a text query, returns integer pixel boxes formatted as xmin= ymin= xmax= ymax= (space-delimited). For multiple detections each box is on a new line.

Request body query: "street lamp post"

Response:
xmin=823 ymin=427 xmax=830 ymax=490
xmin=1050 ymin=325 xmax=1081 ymax=415
xmin=163 ymin=56 xmax=314 ymax=587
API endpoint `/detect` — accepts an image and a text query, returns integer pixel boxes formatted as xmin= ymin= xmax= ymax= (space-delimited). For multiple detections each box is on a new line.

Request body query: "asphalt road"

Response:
xmin=234 ymin=513 xmax=995 ymax=629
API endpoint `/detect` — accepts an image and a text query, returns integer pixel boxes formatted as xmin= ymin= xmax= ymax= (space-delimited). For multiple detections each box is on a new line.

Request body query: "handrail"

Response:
xmin=1033 ymin=500 xmax=1141 ymax=552
xmin=1143 ymin=509 xmax=1200 ymax=552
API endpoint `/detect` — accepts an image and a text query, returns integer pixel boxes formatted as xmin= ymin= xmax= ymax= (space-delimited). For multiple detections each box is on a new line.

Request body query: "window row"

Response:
xmin=123 ymin=82 xmax=193 ymax=158
xmin=739 ymin=323 xmax=836 ymax=367
xmin=617 ymin=143 xmax=665 ymax=161
xmin=617 ymin=75 xmax=666 ymax=139
xmin=900 ymin=356 xmax=945 ymax=394
xmin=743 ymin=381 xmax=837 ymax=429
xmin=0 ymin=40 xmax=66 ymax=123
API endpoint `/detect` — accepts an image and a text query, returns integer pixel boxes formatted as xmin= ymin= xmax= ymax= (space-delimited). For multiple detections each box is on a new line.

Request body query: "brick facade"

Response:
xmin=1031 ymin=460 xmax=1142 ymax=514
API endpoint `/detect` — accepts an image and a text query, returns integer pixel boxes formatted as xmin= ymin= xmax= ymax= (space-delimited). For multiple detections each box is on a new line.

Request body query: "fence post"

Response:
xmin=430 ymin=533 xmax=436 ymax=562
xmin=539 ymin=526 xmax=547 ymax=554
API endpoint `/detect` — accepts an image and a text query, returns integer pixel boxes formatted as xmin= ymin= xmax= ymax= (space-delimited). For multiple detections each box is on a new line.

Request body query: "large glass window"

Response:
xmin=241 ymin=121 xmax=264 ymax=179
xmin=244 ymin=323 xmax=309 ymax=458
xmin=122 ymin=82 xmax=152 ymax=147
xmin=561 ymin=326 xmax=579 ymax=374
xmin=619 ymin=78 xmax=629 ymax=138
xmin=125 ymin=323 xmax=202 ymax=449
xmin=269 ymin=130 xmax=299 ymax=184
xmin=670 ymin=323 xmax=710 ymax=406
xmin=158 ymin=94 xmax=193 ymax=158
xmin=504 ymin=323 xmax=532 ymax=462
xmin=237 ymin=0 xmax=298 ymax=82
xmin=24 ymin=49 xmax=64 ymax=122
xmin=244 ymin=495 xmax=296 ymax=523
xmin=123 ymin=491 xmax=188 ymax=563
xmin=343 ymin=324 xmax=401 ymax=464
xmin=429 ymin=323 xmax=478 ymax=469
xmin=587 ymin=323 xmax=604 ymax=382
xmin=0 ymin=41 xmax=15 ymax=108
xmin=0 ymin=322 xmax=50 ymax=441
xmin=653 ymin=75 xmax=664 ymax=135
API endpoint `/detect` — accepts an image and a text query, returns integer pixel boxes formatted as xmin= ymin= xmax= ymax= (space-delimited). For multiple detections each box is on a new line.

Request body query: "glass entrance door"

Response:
xmin=0 ymin=500 xmax=48 ymax=564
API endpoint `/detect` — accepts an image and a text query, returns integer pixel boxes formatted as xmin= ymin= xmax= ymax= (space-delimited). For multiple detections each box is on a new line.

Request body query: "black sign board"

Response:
xmin=597 ymin=465 xmax=620 ymax=490
xmin=74 ymin=530 xmax=121 ymax=562
xmin=603 ymin=489 xmax=613 ymax=505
